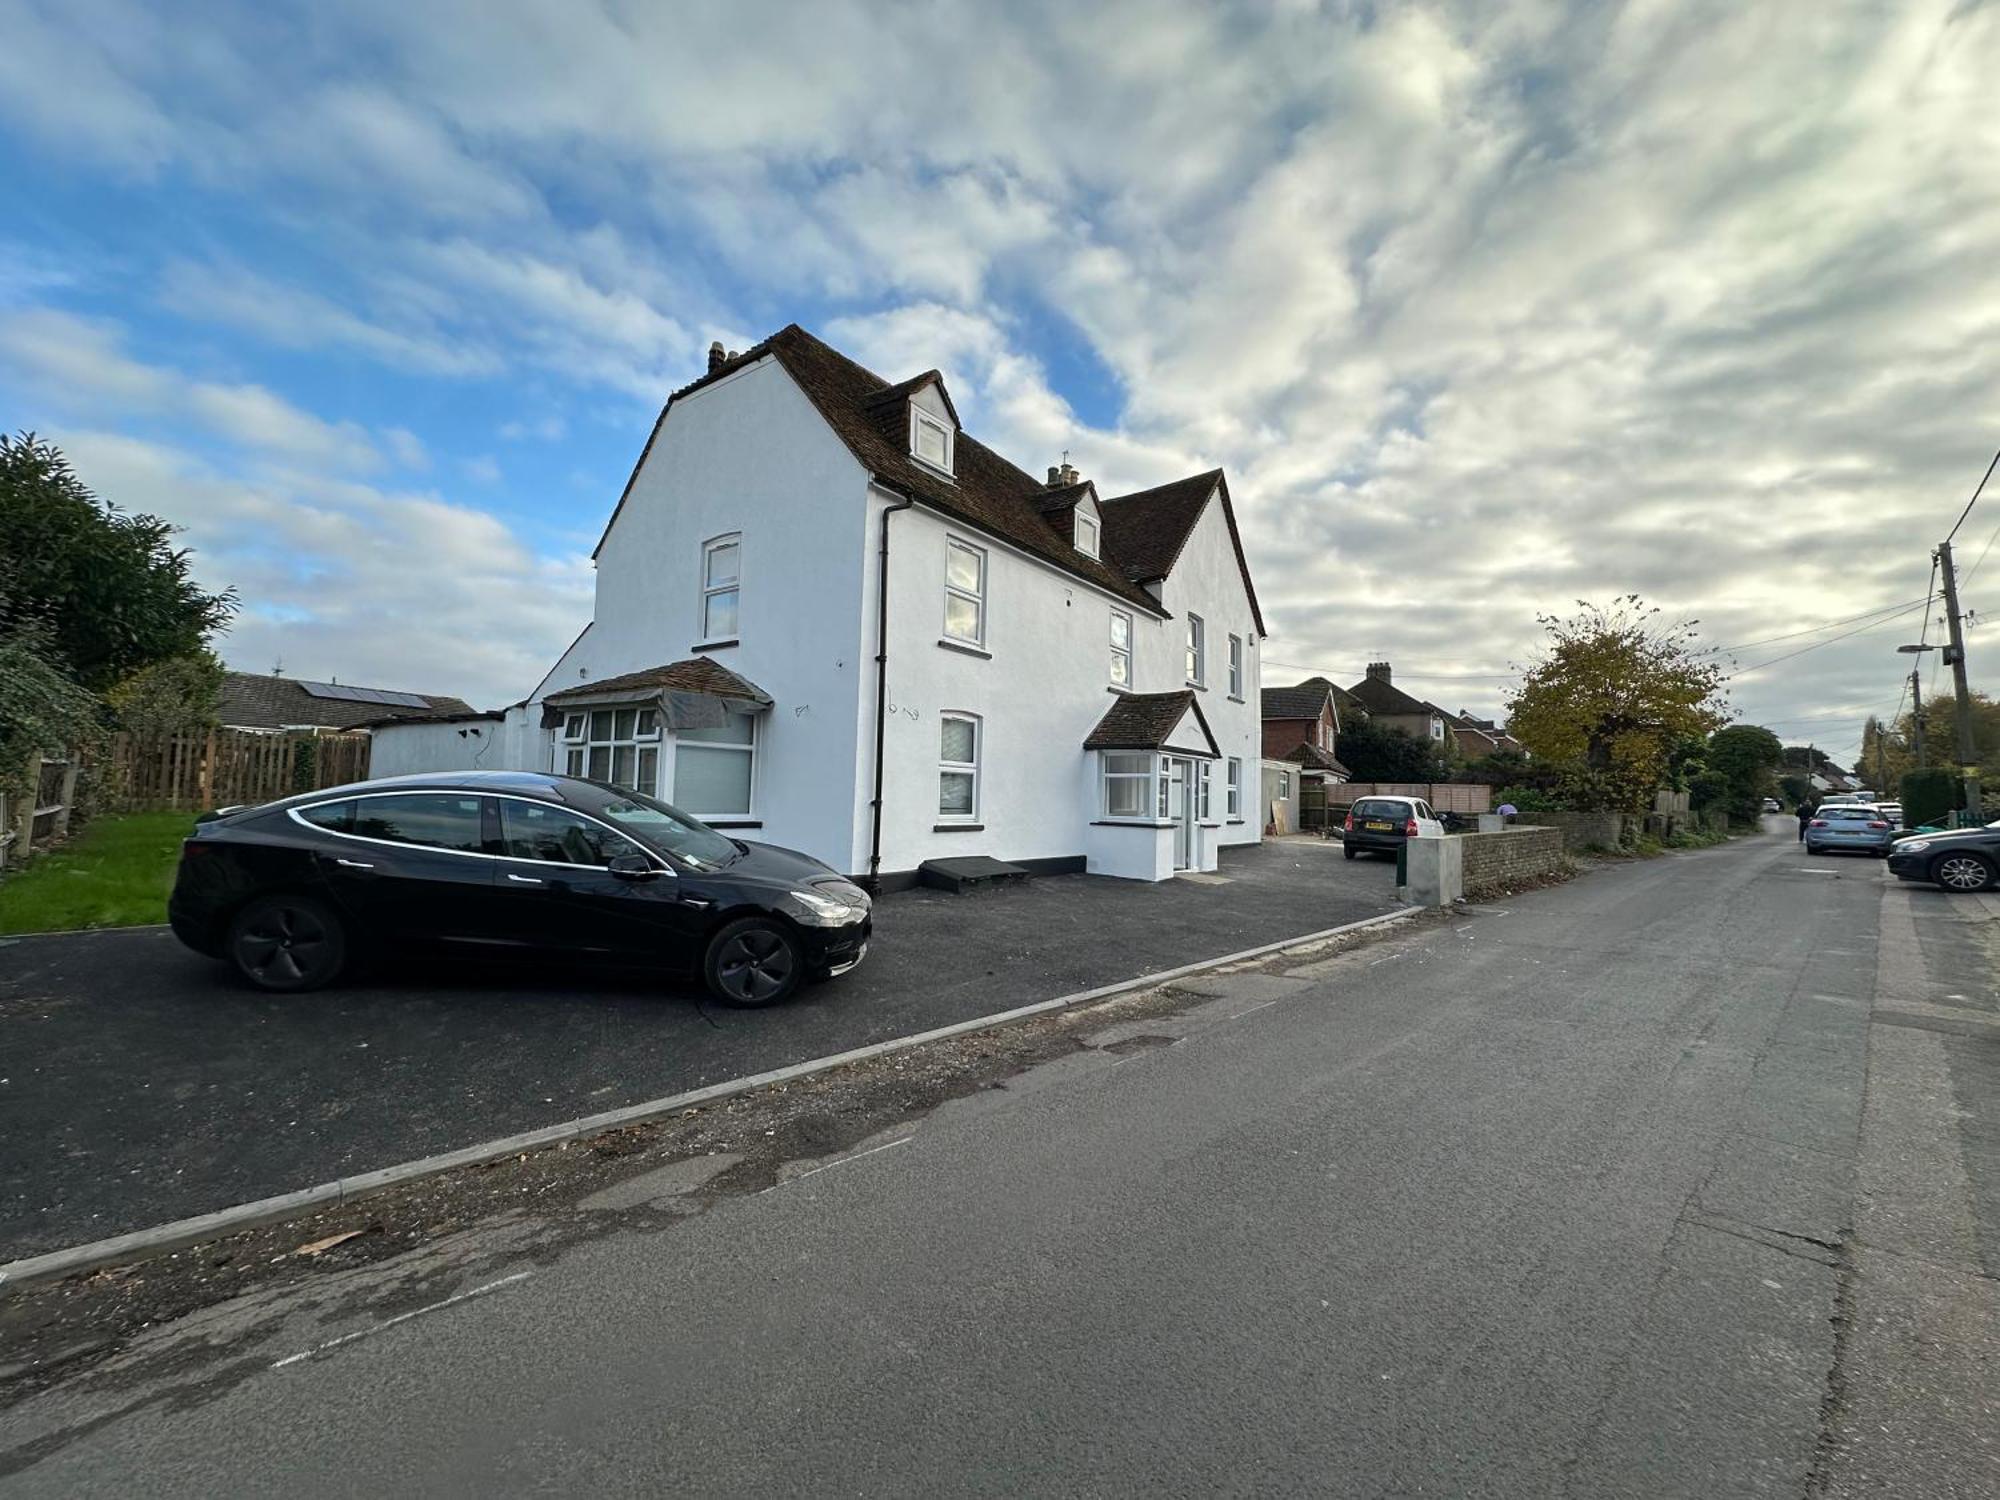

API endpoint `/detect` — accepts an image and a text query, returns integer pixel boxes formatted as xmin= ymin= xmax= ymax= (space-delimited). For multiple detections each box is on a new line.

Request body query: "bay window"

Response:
xmin=673 ymin=710 xmax=756 ymax=819
xmin=1102 ymin=752 xmax=1156 ymax=820
xmin=561 ymin=706 xmax=661 ymax=794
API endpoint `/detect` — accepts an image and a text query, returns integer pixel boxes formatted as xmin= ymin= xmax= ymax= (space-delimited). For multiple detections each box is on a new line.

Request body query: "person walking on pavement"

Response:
xmin=1796 ymin=799 xmax=1815 ymax=842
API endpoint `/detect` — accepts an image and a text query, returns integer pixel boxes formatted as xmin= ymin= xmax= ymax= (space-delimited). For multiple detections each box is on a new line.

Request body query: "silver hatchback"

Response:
xmin=1805 ymin=803 xmax=1895 ymax=857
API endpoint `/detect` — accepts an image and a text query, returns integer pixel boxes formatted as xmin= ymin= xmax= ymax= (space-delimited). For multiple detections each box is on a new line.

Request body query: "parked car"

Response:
xmin=1875 ymin=800 xmax=1904 ymax=829
xmin=1803 ymin=803 xmax=1896 ymax=858
xmin=1761 ymin=797 xmax=1781 ymax=813
xmin=1886 ymin=821 xmax=2000 ymax=892
xmin=169 ymin=771 xmax=873 ymax=1005
xmin=1339 ymin=796 xmax=1445 ymax=859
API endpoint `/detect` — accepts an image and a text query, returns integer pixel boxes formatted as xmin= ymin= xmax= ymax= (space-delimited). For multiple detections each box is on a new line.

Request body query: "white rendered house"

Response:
xmin=393 ymin=324 xmax=1268 ymax=886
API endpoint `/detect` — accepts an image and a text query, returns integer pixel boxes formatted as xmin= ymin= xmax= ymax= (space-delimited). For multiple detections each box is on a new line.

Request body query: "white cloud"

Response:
xmin=382 ymin=426 xmax=428 ymax=469
xmin=0 ymin=308 xmax=380 ymax=470
xmin=462 ymin=454 xmax=502 ymax=484
xmin=499 ymin=414 xmax=566 ymax=442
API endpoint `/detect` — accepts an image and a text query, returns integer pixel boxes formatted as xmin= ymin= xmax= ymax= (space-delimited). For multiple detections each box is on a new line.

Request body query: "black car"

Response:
xmin=1338 ymin=796 xmax=1445 ymax=859
xmin=168 ymin=771 xmax=872 ymax=1005
xmin=1884 ymin=821 xmax=2000 ymax=893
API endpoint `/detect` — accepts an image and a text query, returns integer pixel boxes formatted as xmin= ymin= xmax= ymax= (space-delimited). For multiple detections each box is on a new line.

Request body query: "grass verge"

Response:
xmin=0 ymin=811 xmax=194 ymax=934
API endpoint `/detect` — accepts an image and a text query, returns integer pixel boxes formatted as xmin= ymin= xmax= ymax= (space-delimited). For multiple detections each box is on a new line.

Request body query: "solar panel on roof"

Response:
xmin=295 ymin=680 xmax=432 ymax=708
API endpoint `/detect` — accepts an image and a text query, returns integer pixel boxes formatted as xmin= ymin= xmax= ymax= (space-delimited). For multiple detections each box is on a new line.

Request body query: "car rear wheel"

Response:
xmin=228 ymin=894 xmax=347 ymax=993
xmin=1342 ymin=844 xmax=1357 ymax=860
xmin=1932 ymin=853 xmax=1995 ymax=893
xmin=704 ymin=917 xmax=805 ymax=1008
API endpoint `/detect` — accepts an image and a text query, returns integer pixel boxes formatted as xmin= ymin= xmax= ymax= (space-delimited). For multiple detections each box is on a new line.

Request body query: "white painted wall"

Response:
xmin=1147 ymin=489 xmax=1264 ymax=848
xmin=539 ymin=357 xmax=875 ymax=871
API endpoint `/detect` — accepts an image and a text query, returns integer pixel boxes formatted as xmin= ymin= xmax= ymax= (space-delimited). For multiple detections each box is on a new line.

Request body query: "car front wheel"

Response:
xmin=228 ymin=894 xmax=347 ymax=992
xmin=704 ymin=917 xmax=806 ymax=1007
xmin=1932 ymin=853 xmax=1995 ymax=893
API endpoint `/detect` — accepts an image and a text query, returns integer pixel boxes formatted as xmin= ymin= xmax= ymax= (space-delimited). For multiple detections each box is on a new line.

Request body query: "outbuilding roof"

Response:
xmin=543 ymin=657 xmax=772 ymax=705
xmin=217 ymin=671 xmax=473 ymax=732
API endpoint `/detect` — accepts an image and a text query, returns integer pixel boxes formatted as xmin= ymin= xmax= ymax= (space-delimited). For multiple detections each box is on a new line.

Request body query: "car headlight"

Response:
xmin=1896 ymin=839 xmax=1931 ymax=854
xmin=783 ymin=885 xmax=869 ymax=927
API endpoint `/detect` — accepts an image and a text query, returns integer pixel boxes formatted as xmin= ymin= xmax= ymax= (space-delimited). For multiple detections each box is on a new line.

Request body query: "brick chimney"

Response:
xmin=1365 ymin=661 xmax=1392 ymax=683
xmin=707 ymin=341 xmax=726 ymax=373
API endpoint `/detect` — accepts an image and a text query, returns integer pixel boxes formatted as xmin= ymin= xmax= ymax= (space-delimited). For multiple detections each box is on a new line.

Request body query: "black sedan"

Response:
xmin=169 ymin=771 xmax=872 ymax=1005
xmin=1884 ymin=821 xmax=2000 ymax=893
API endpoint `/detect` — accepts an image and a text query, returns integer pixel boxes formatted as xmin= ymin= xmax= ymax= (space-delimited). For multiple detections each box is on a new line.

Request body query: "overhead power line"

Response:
xmin=1726 ymin=599 xmax=1928 ymax=678
xmin=1944 ymin=444 xmax=2000 ymax=544
xmin=1698 ymin=596 xmax=1930 ymax=657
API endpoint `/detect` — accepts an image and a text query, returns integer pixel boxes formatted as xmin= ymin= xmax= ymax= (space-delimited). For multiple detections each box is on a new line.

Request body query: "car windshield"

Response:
xmin=591 ymin=790 xmax=741 ymax=870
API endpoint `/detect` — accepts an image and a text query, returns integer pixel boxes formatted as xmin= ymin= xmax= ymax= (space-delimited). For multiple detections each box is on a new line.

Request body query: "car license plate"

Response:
xmin=1365 ymin=820 xmax=1392 ymax=831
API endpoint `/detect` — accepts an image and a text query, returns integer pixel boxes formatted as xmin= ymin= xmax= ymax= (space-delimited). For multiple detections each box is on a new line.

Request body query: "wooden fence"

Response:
xmin=104 ymin=730 xmax=372 ymax=812
xmin=1325 ymin=781 xmax=1494 ymax=815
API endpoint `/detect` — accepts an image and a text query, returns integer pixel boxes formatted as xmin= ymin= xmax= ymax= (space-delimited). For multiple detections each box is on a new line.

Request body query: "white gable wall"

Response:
xmin=548 ymin=358 xmax=876 ymax=871
xmin=1148 ymin=490 xmax=1263 ymax=845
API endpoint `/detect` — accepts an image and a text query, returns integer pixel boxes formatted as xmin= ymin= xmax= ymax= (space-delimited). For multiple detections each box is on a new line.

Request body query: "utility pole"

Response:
xmin=1910 ymin=666 xmax=1926 ymax=770
xmin=1934 ymin=539 xmax=1982 ymax=823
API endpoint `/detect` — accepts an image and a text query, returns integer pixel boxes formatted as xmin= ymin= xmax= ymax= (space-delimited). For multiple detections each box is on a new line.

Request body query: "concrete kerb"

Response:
xmin=0 ymin=906 xmax=1421 ymax=1293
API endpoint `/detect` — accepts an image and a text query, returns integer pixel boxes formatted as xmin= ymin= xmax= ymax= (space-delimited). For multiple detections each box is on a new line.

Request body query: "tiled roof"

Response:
xmin=1261 ymin=681 xmax=1334 ymax=720
xmin=1346 ymin=673 xmax=1437 ymax=718
xmin=601 ymin=326 xmax=1165 ymax=616
xmin=1083 ymin=689 xmax=1219 ymax=757
xmin=1279 ymin=741 xmax=1351 ymax=775
xmin=596 ymin=325 xmax=1266 ymax=632
xmin=1098 ymin=470 xmax=1268 ymax=637
xmin=544 ymin=657 xmax=772 ymax=705
xmin=217 ymin=672 xmax=473 ymax=732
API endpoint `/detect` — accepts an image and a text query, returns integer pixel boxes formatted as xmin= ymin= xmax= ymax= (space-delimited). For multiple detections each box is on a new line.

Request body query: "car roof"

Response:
xmin=242 ymin=769 xmax=590 ymax=817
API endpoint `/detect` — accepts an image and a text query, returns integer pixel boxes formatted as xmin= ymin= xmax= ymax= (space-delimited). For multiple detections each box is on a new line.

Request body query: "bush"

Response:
xmin=0 ymin=628 xmax=107 ymax=818
xmin=1900 ymin=767 xmax=1960 ymax=829
xmin=1493 ymin=785 xmax=1557 ymax=812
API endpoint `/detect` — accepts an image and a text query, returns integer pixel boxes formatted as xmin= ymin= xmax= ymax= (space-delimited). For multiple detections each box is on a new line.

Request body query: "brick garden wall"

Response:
xmin=1459 ymin=826 xmax=1568 ymax=896
xmin=1523 ymin=810 xmax=1629 ymax=852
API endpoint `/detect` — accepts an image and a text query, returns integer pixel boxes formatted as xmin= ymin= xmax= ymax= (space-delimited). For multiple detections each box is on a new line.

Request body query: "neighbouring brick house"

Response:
xmin=1261 ymin=676 xmax=1352 ymax=827
xmin=1344 ymin=662 xmax=1446 ymax=744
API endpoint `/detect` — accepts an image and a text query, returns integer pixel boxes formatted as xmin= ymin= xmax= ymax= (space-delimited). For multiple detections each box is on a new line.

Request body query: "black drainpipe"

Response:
xmin=867 ymin=493 xmax=916 ymax=891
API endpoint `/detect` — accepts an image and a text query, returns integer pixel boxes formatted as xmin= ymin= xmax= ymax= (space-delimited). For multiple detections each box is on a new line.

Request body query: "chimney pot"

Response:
xmin=1048 ymin=466 xmax=1063 ymax=487
xmin=1366 ymin=661 xmax=1392 ymax=683
xmin=707 ymin=341 xmax=726 ymax=372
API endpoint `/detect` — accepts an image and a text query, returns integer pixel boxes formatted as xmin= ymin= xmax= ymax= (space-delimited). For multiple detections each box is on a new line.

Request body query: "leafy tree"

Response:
xmin=0 ymin=627 xmax=105 ymax=813
xmin=1861 ymin=692 xmax=2000 ymax=795
xmin=1506 ymin=596 xmax=1729 ymax=812
xmin=1704 ymin=723 xmax=1784 ymax=823
xmin=106 ymin=649 xmax=226 ymax=739
xmin=1337 ymin=718 xmax=1452 ymax=782
xmin=0 ymin=432 xmax=236 ymax=691
xmin=1899 ymin=767 xmax=1960 ymax=829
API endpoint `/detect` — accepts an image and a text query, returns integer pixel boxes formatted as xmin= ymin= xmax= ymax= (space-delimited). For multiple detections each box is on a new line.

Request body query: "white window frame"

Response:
xmin=1075 ymin=509 xmax=1100 ymax=558
xmin=559 ymin=704 xmax=663 ymax=794
xmin=938 ymin=712 xmax=981 ymax=822
xmin=911 ymin=407 xmax=954 ymax=476
xmin=1227 ymin=634 xmax=1243 ymax=697
xmin=1186 ymin=613 xmax=1206 ymax=686
xmin=1227 ymin=757 xmax=1242 ymax=818
xmin=1197 ymin=760 xmax=1212 ymax=821
xmin=1109 ymin=608 xmax=1132 ymax=688
xmin=699 ymin=532 xmax=741 ymax=643
xmin=672 ymin=711 xmax=757 ymax=820
xmin=1100 ymin=751 xmax=1158 ymax=822
xmin=1279 ymin=770 xmax=1292 ymax=800
xmin=943 ymin=538 xmax=987 ymax=648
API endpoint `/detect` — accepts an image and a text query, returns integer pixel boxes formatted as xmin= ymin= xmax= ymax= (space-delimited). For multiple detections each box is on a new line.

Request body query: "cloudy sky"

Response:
xmin=2 ymin=0 xmax=1994 ymax=763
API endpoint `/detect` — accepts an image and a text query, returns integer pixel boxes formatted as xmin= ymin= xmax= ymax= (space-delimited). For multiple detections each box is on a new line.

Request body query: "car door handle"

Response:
xmin=507 ymin=873 xmax=544 ymax=885
xmin=679 ymin=895 xmax=713 ymax=909
xmin=335 ymin=858 xmax=375 ymax=870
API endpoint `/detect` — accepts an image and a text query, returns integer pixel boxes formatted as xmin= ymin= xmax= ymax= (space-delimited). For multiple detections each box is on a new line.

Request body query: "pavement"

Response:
xmin=3 ymin=818 xmax=1994 ymax=1496
xmin=0 ymin=837 xmax=1393 ymax=1259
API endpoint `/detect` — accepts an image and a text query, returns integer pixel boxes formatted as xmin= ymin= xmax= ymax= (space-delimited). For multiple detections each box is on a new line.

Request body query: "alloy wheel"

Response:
xmin=714 ymin=928 xmax=796 ymax=1003
xmin=1936 ymin=855 xmax=1992 ymax=892
xmin=234 ymin=902 xmax=331 ymax=987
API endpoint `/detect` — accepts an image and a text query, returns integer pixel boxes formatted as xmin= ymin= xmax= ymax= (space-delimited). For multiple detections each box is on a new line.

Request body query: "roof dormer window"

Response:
xmin=911 ymin=407 xmax=954 ymax=476
xmin=1075 ymin=509 xmax=1100 ymax=558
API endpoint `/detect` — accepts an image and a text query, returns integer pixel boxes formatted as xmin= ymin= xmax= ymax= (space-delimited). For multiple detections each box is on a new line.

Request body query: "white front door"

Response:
xmin=1168 ymin=757 xmax=1194 ymax=870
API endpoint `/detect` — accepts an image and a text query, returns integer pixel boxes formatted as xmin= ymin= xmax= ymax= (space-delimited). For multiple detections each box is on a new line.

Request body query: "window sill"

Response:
xmin=1187 ymin=680 xmax=1208 ymax=691
xmin=1227 ymin=694 xmax=1245 ymax=704
xmin=937 ymin=638 xmax=991 ymax=660
xmin=933 ymin=822 xmax=983 ymax=833
xmin=1227 ymin=818 xmax=1246 ymax=825
xmin=1107 ymin=683 xmax=1132 ymax=695
xmin=703 ymin=819 xmax=762 ymax=829
xmin=1091 ymin=819 xmax=1172 ymax=828
xmin=690 ymin=638 xmax=738 ymax=653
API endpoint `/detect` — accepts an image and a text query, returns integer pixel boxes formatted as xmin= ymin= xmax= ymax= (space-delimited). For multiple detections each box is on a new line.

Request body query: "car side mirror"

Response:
xmin=608 ymin=852 xmax=658 ymax=881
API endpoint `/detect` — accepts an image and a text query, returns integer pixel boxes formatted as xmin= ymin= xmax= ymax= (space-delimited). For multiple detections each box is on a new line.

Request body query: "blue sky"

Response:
xmin=1 ymin=0 xmax=1995 ymax=764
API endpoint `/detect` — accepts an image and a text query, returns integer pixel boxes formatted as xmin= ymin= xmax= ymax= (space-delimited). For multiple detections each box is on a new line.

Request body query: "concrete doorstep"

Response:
xmin=0 ymin=907 xmax=1421 ymax=1294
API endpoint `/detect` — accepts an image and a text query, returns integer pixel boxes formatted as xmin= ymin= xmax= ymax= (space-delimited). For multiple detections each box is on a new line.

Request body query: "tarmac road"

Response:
xmin=4 ymin=820 xmax=1995 ymax=1496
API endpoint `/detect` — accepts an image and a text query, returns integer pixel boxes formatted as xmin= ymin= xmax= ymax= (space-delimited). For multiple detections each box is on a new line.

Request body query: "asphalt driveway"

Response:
xmin=0 ymin=838 xmax=1394 ymax=1260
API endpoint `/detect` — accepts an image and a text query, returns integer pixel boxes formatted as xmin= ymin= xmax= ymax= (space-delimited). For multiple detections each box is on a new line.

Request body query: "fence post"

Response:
xmin=197 ymin=727 xmax=217 ymax=810
xmin=52 ymin=762 xmax=79 ymax=840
